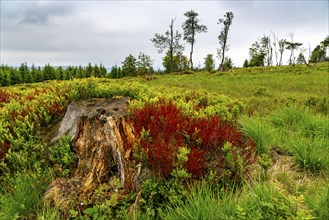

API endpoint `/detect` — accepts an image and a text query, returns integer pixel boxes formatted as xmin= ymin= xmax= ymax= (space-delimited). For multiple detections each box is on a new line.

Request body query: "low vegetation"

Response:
xmin=0 ymin=63 xmax=328 ymax=219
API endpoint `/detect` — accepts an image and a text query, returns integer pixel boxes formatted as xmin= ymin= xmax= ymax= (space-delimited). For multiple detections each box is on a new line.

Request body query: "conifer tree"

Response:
xmin=182 ymin=10 xmax=207 ymax=70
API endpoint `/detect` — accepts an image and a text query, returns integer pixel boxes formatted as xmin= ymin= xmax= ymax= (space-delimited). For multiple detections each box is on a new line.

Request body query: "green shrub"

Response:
xmin=49 ymin=135 xmax=77 ymax=177
xmin=242 ymin=183 xmax=314 ymax=219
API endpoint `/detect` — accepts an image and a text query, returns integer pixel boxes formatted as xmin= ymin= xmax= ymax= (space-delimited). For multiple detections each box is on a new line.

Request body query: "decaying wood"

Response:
xmin=44 ymin=98 xmax=150 ymax=209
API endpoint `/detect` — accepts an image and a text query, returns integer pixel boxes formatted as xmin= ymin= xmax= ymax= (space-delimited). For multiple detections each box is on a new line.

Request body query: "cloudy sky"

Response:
xmin=0 ymin=0 xmax=328 ymax=68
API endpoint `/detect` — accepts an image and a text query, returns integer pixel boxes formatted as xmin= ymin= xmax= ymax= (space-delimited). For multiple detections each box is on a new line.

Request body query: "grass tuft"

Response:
xmin=160 ymin=183 xmax=237 ymax=220
xmin=289 ymin=136 xmax=329 ymax=172
xmin=0 ymin=172 xmax=46 ymax=220
xmin=239 ymin=115 xmax=274 ymax=154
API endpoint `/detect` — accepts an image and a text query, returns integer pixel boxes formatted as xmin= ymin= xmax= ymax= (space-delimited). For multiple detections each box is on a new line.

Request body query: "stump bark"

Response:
xmin=44 ymin=98 xmax=149 ymax=209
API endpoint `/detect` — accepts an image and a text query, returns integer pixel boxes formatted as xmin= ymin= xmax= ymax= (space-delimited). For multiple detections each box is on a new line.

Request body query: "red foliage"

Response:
xmin=186 ymin=148 xmax=205 ymax=177
xmin=130 ymin=100 xmax=186 ymax=176
xmin=0 ymin=90 xmax=19 ymax=105
xmin=0 ymin=140 xmax=10 ymax=160
xmin=130 ymin=100 xmax=256 ymax=179
xmin=45 ymin=102 xmax=64 ymax=117
xmin=25 ymin=88 xmax=55 ymax=101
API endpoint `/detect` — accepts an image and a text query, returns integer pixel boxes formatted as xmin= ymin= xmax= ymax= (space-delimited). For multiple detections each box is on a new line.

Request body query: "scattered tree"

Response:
xmin=278 ymin=39 xmax=286 ymax=66
xmin=182 ymin=10 xmax=208 ymax=70
xmin=261 ymin=35 xmax=272 ymax=66
xmin=151 ymin=18 xmax=184 ymax=73
xmin=217 ymin=11 xmax=234 ymax=71
xmin=285 ymin=33 xmax=303 ymax=65
xmin=310 ymin=36 xmax=328 ymax=64
xmin=247 ymin=40 xmax=266 ymax=67
xmin=223 ymin=57 xmax=233 ymax=69
xmin=309 ymin=45 xmax=325 ymax=63
xmin=122 ymin=54 xmax=137 ymax=77
xmin=137 ymin=52 xmax=153 ymax=77
xmin=296 ymin=52 xmax=309 ymax=66
xmin=163 ymin=52 xmax=189 ymax=73
xmin=203 ymin=54 xmax=215 ymax=71
xmin=243 ymin=59 xmax=249 ymax=68
xmin=297 ymin=43 xmax=312 ymax=67
xmin=271 ymin=32 xmax=279 ymax=66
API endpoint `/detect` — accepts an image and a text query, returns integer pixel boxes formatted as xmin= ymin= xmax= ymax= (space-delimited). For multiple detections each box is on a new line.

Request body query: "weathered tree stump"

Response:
xmin=44 ymin=98 xmax=149 ymax=209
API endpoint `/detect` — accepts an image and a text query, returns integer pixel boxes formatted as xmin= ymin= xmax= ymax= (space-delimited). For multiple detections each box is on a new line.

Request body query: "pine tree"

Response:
xmin=182 ymin=10 xmax=207 ymax=70
xmin=122 ymin=55 xmax=137 ymax=77
xmin=204 ymin=54 xmax=215 ymax=71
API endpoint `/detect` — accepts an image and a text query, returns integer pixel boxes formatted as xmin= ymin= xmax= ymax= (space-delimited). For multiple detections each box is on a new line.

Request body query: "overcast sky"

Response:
xmin=0 ymin=0 xmax=328 ymax=68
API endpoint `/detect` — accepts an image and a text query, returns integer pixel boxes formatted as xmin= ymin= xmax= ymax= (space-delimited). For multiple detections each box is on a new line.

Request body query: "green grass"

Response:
xmin=0 ymin=172 xmax=46 ymax=220
xmin=36 ymin=205 xmax=60 ymax=220
xmin=124 ymin=63 xmax=329 ymax=114
xmin=159 ymin=183 xmax=237 ymax=220
xmin=314 ymin=183 xmax=329 ymax=219
xmin=290 ymin=136 xmax=329 ymax=172
xmin=160 ymin=182 xmax=315 ymax=220
xmin=239 ymin=115 xmax=274 ymax=154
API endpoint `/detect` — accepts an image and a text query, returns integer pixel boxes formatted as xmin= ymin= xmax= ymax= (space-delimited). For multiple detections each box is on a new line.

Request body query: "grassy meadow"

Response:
xmin=131 ymin=63 xmax=328 ymax=114
xmin=0 ymin=63 xmax=328 ymax=219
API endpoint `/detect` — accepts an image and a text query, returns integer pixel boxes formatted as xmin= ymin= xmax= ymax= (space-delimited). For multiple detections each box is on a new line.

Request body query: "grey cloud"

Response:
xmin=19 ymin=2 xmax=75 ymax=26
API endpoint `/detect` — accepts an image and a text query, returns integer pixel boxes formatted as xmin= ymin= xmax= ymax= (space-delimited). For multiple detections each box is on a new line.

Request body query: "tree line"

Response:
xmin=0 ymin=63 xmax=107 ymax=87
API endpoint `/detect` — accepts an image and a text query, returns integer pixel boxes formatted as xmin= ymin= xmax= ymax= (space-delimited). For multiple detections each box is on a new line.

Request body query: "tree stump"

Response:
xmin=44 ymin=98 xmax=149 ymax=210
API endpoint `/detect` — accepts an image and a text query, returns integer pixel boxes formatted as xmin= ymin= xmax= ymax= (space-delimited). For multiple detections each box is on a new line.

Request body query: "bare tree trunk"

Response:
xmin=269 ymin=47 xmax=273 ymax=66
xmin=190 ymin=18 xmax=195 ymax=70
xmin=272 ymin=32 xmax=279 ymax=66
xmin=279 ymin=52 xmax=283 ymax=66
xmin=288 ymin=33 xmax=294 ymax=65
xmin=169 ymin=19 xmax=174 ymax=73
xmin=190 ymin=42 xmax=194 ymax=70
xmin=288 ymin=49 xmax=294 ymax=65
xmin=220 ymin=41 xmax=226 ymax=71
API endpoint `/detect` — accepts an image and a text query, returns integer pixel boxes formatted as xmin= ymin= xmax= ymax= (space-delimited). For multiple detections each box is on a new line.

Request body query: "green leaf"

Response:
xmin=69 ymin=209 xmax=78 ymax=217
xmin=83 ymin=207 xmax=97 ymax=216
xmin=106 ymin=194 xmax=118 ymax=207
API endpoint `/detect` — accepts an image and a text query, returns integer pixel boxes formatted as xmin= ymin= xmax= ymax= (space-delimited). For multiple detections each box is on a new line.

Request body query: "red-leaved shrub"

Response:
xmin=129 ymin=100 xmax=256 ymax=180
